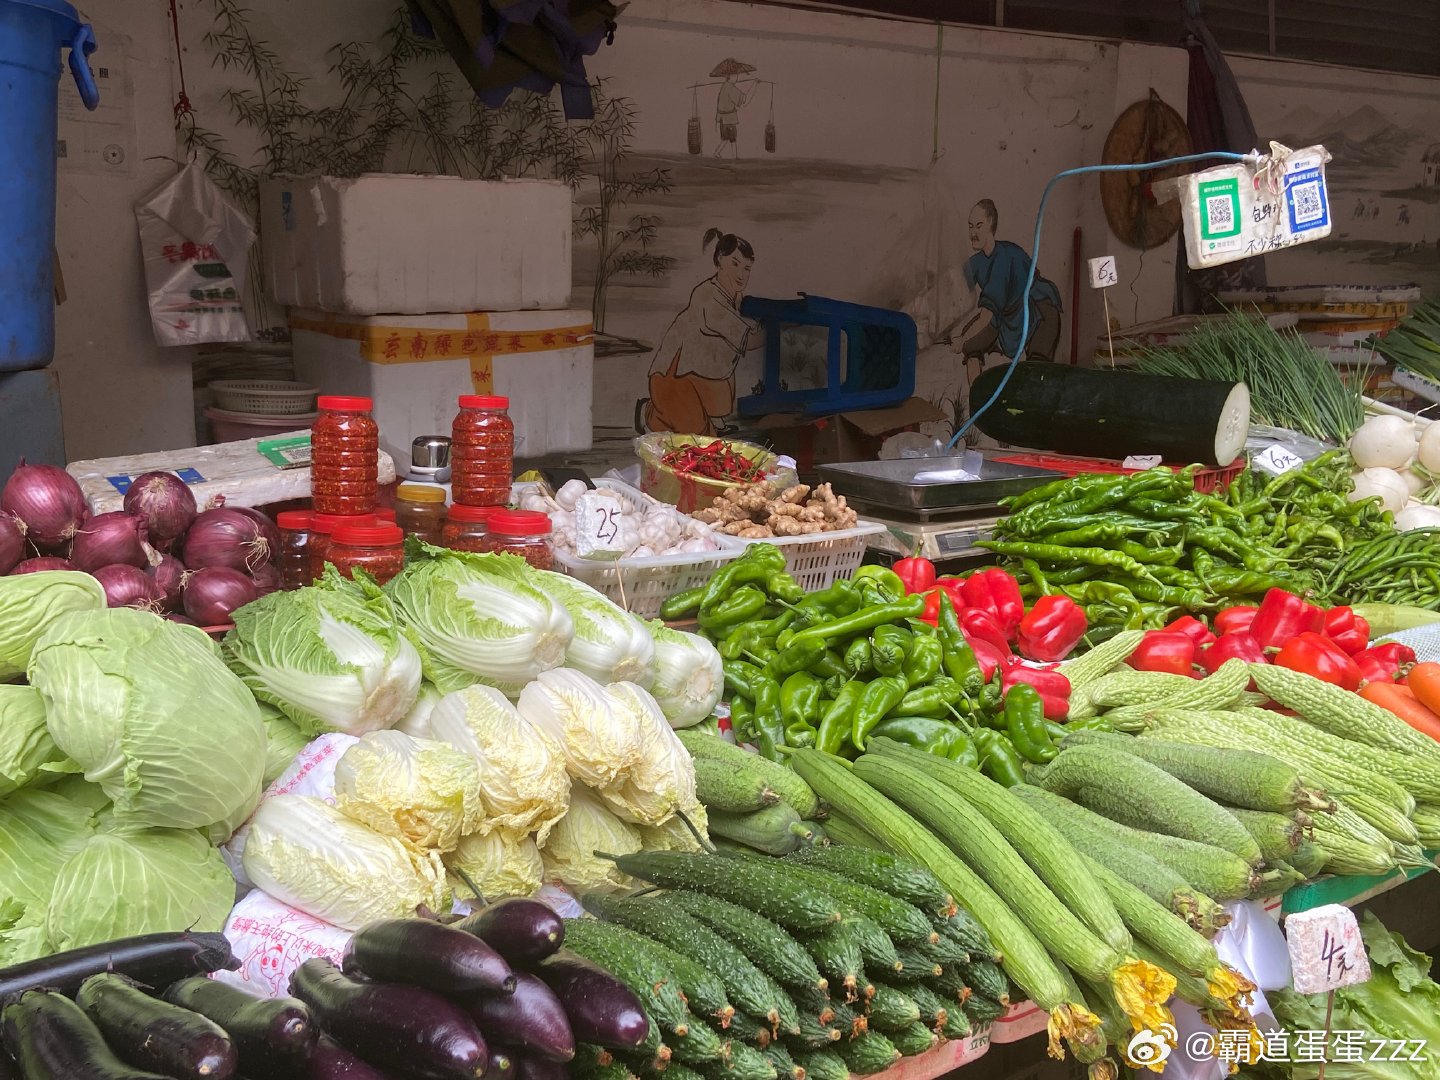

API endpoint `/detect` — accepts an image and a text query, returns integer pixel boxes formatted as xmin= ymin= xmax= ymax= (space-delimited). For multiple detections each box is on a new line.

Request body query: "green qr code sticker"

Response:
xmin=1198 ymin=178 xmax=1242 ymax=240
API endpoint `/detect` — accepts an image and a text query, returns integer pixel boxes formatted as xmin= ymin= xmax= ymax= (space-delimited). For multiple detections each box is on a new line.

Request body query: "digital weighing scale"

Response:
xmin=817 ymin=455 xmax=1065 ymax=569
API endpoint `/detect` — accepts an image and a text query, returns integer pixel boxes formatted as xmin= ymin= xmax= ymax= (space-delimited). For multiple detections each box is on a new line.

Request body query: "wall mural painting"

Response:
xmin=686 ymin=58 xmax=777 ymax=160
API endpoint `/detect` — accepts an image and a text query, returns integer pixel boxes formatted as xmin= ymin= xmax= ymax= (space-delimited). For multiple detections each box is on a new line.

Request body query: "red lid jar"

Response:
xmin=484 ymin=509 xmax=553 ymax=570
xmin=275 ymin=510 xmax=316 ymax=591
xmin=451 ymin=395 xmax=514 ymax=508
xmin=440 ymin=503 xmax=494 ymax=553
xmin=327 ymin=522 xmax=406 ymax=585
xmin=309 ymin=511 xmax=375 ymax=580
xmin=311 ymin=395 xmax=379 ymax=515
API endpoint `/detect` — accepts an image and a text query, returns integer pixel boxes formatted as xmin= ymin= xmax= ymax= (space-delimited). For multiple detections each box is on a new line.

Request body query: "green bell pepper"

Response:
xmin=852 ymin=675 xmax=908 ymax=751
xmin=869 ymin=716 xmax=964 ymax=757
xmin=817 ymin=680 xmax=865 ymax=756
xmin=902 ymin=634 xmax=943 ymax=689
xmin=1003 ymin=683 xmax=1056 ymax=764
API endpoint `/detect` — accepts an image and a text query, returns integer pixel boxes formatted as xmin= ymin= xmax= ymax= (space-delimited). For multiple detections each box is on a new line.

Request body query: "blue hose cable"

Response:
xmin=947 ymin=150 xmax=1253 ymax=450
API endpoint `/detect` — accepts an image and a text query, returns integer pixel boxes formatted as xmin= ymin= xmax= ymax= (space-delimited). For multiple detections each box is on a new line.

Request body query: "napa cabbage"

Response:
xmin=529 ymin=571 xmax=655 ymax=687
xmin=596 ymin=682 xmax=697 ymax=827
xmin=541 ymin=784 xmax=642 ymax=894
xmin=332 ymin=730 xmax=485 ymax=852
xmin=445 ymin=829 xmax=543 ymax=903
xmin=644 ymin=621 xmax=723 ymax=728
xmin=516 ymin=669 xmax=641 ymax=789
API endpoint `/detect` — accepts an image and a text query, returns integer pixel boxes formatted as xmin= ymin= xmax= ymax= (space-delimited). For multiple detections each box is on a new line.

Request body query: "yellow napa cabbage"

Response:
xmin=638 ymin=802 xmax=710 ymax=853
xmin=596 ymin=683 xmax=697 ymax=827
xmin=445 ymin=828 xmax=543 ymax=902
xmin=541 ymin=783 xmax=642 ymax=895
xmin=332 ymin=730 xmax=486 ymax=853
xmin=516 ymin=669 xmax=642 ymax=789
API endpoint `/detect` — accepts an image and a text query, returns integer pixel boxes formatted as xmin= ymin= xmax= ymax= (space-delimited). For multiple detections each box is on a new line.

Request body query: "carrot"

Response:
xmin=1361 ymin=680 xmax=1440 ymax=742
xmin=1406 ymin=662 xmax=1440 ymax=716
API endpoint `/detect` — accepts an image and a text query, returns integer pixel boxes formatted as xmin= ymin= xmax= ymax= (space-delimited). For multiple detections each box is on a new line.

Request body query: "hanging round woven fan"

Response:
xmin=1101 ymin=91 xmax=1192 ymax=250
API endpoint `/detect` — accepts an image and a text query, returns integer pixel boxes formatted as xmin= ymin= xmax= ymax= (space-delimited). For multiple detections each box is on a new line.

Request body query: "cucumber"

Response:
xmin=786 ymin=844 xmax=955 ymax=918
xmin=608 ymin=852 xmax=842 ymax=933
xmin=788 ymin=983 xmax=835 ymax=1026
xmin=940 ymin=1000 xmax=971 ymax=1040
xmin=959 ymin=959 xmax=1008 ymax=1003
xmin=693 ymin=758 xmax=783 ymax=813
xmin=725 ymin=1011 xmax=773 ymax=1048
xmin=785 ymin=1011 xmax=842 ymax=1050
xmin=700 ymin=1040 xmax=777 ymax=1080
xmin=559 ymin=918 xmax=708 ymax=1037
xmin=677 ymin=732 xmax=820 ymax=817
xmin=864 ymin=984 xmax=921 ymax=1032
xmin=904 ymin=983 xmax=950 ymax=1033
xmin=564 ymin=917 xmax=733 ymax=1028
xmin=932 ymin=911 xmax=998 ymax=962
xmin=803 ymin=921 xmax=865 ymax=999
xmin=760 ymin=1042 xmax=803 ymax=1080
xmin=890 ymin=1021 xmax=939 ymax=1056
xmin=659 ymin=892 xmax=827 ymax=992
xmin=914 ymin=934 xmax=969 ymax=969
xmin=843 ymin=917 xmax=902 ymax=976
xmin=668 ymin=1017 xmax=727 ymax=1067
xmin=708 ymin=803 xmax=805 ymax=856
xmin=837 ymin=1030 xmax=901 ymax=1075
xmin=965 ymin=994 xmax=1006 ymax=1023
xmin=889 ymin=947 xmax=941 ymax=984
xmin=793 ymin=1049 xmax=847 ymax=1080
xmin=929 ymin=964 xmax=970 ymax=1002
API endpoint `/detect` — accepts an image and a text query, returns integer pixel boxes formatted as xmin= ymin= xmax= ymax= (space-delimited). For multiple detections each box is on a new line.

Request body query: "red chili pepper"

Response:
xmin=1128 ymin=631 xmax=1197 ymax=677
xmin=1000 ymin=656 xmax=1071 ymax=719
xmin=894 ymin=555 xmax=937 ymax=596
xmin=960 ymin=608 xmax=1012 ymax=657
xmin=1213 ymin=606 xmax=1259 ymax=636
xmin=919 ymin=589 xmax=942 ymax=627
xmin=1355 ymin=642 xmax=1418 ymax=684
xmin=1274 ymin=632 xmax=1362 ymax=692
xmin=1198 ymin=632 xmax=1267 ymax=675
xmin=1164 ymin=616 xmax=1217 ymax=649
xmin=1016 ymin=595 xmax=1088 ymax=663
xmin=1321 ymin=606 xmax=1371 ymax=656
xmin=960 ymin=568 xmax=1026 ymax=642
xmin=1249 ymin=589 xmax=1323 ymax=650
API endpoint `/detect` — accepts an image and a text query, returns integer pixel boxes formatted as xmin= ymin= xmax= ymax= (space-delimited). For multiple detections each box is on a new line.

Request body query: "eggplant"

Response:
xmin=78 ymin=973 xmax=238 ymax=1080
xmin=454 ymin=900 xmax=564 ymax=965
xmin=343 ymin=919 xmax=516 ymax=995
xmin=2 ymin=990 xmax=171 ymax=1079
xmin=0 ymin=932 xmax=236 ymax=1002
xmin=461 ymin=973 xmax=573 ymax=1063
xmin=307 ymin=1035 xmax=401 ymax=1079
xmin=289 ymin=959 xmax=488 ymax=1080
xmin=479 ymin=1048 xmax=515 ymax=1080
xmin=531 ymin=951 xmax=648 ymax=1051
xmin=163 ymin=976 xmax=317 ymax=1074
xmin=512 ymin=1059 xmax=568 ymax=1080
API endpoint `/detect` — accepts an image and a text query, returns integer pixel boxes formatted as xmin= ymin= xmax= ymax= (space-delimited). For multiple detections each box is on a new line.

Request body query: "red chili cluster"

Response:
xmin=660 ymin=441 xmax=764 ymax=483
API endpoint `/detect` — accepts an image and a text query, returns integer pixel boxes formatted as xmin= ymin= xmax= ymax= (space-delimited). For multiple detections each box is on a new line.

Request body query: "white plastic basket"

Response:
xmin=732 ymin=522 xmax=887 ymax=593
xmin=208 ymin=379 xmax=318 ymax=415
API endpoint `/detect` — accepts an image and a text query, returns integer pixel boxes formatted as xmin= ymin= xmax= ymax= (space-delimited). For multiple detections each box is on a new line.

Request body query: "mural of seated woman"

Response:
xmin=639 ymin=228 xmax=765 ymax=436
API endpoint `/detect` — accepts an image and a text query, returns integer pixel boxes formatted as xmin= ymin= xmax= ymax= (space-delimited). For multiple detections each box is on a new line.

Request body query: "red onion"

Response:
xmin=148 ymin=554 xmax=187 ymax=612
xmin=166 ymin=613 xmax=198 ymax=625
xmin=183 ymin=566 xmax=257 ymax=626
xmin=0 ymin=514 xmax=24 ymax=575
xmin=123 ymin=471 xmax=196 ymax=549
xmin=10 ymin=557 xmax=76 ymax=574
xmin=93 ymin=564 xmax=166 ymax=611
xmin=1 ymin=460 xmax=88 ymax=548
xmin=231 ymin=507 xmax=281 ymax=565
xmin=71 ymin=512 xmax=153 ymax=574
xmin=250 ymin=562 xmax=281 ymax=597
xmin=184 ymin=508 xmax=272 ymax=574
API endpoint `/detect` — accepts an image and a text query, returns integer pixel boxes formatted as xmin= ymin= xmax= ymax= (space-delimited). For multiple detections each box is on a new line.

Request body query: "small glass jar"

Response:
xmin=328 ymin=522 xmax=406 ymax=585
xmin=275 ymin=510 xmax=315 ymax=590
xmin=451 ymin=395 xmax=514 ymax=507
xmin=440 ymin=504 xmax=493 ymax=553
xmin=484 ymin=509 xmax=553 ymax=570
xmin=394 ymin=484 xmax=447 ymax=545
xmin=311 ymin=396 xmax=380 ymax=515
xmin=309 ymin=511 xmax=375 ymax=580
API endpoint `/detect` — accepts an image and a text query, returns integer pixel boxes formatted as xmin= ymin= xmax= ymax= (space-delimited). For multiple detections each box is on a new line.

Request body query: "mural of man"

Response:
xmin=950 ymin=199 xmax=1063 ymax=364
xmin=639 ymin=228 xmax=765 ymax=436
xmin=715 ymin=73 xmax=758 ymax=158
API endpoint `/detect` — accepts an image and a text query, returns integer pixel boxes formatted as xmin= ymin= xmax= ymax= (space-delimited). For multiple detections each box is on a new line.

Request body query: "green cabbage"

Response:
xmin=530 ymin=571 xmax=655 ymax=687
xmin=242 ymin=794 xmax=449 ymax=931
xmin=0 ymin=571 xmax=104 ymax=680
xmin=224 ymin=567 xmax=423 ymax=736
xmin=385 ymin=546 xmax=573 ymax=695
xmin=0 ymin=790 xmax=97 ymax=963
xmin=445 ymin=828 xmax=543 ymax=902
xmin=258 ymin=704 xmax=310 ymax=787
xmin=332 ymin=730 xmax=485 ymax=852
xmin=541 ymin=783 xmax=642 ymax=894
xmin=645 ymin=622 xmax=724 ymax=729
xmin=0 ymin=685 xmax=75 ymax=796
xmin=28 ymin=608 xmax=267 ymax=831
xmin=596 ymin=683 xmax=697 ymax=827
xmin=427 ymin=684 xmax=570 ymax=843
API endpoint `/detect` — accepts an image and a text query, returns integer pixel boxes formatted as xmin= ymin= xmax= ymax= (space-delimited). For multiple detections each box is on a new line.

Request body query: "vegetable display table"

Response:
xmin=858 ymin=1022 xmax=993 ymax=1080
xmin=1280 ymin=855 xmax=1436 ymax=915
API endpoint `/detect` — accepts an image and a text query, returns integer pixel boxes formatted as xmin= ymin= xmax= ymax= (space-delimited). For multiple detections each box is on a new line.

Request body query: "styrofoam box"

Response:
xmin=290 ymin=308 xmax=594 ymax=465
xmin=260 ymin=175 xmax=573 ymax=315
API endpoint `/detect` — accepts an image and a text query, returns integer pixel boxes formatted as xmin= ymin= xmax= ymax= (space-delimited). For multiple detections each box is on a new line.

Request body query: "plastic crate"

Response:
xmin=991 ymin=452 xmax=1246 ymax=494
xmin=733 ymin=521 xmax=886 ymax=593
xmin=207 ymin=379 xmax=317 ymax=415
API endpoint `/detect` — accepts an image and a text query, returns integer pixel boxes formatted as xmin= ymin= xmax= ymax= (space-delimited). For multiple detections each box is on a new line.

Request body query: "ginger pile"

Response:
xmin=693 ymin=482 xmax=860 ymax=538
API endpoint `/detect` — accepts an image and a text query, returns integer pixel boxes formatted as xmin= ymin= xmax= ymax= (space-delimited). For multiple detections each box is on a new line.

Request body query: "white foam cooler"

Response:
xmin=290 ymin=308 xmax=594 ymax=463
xmin=260 ymin=175 xmax=573 ymax=315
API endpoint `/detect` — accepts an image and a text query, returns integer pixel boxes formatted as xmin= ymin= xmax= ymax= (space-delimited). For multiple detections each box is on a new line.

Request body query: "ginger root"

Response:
xmin=693 ymin=479 xmax=858 ymax=536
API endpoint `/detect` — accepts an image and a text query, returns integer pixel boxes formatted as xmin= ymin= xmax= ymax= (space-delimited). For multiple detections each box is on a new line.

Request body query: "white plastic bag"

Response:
xmin=212 ymin=890 xmax=352 ymax=998
xmin=135 ymin=162 xmax=255 ymax=346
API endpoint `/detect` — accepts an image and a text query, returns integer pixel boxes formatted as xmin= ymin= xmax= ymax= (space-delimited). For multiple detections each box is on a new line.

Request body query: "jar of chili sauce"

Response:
xmin=327 ymin=522 xmax=406 ymax=585
xmin=276 ymin=510 xmax=315 ymax=590
xmin=450 ymin=395 xmax=514 ymax=507
xmin=310 ymin=511 xmax=374 ymax=580
xmin=483 ymin=510 xmax=553 ymax=570
xmin=311 ymin=396 xmax=379 ymax=515
xmin=440 ymin=504 xmax=493 ymax=553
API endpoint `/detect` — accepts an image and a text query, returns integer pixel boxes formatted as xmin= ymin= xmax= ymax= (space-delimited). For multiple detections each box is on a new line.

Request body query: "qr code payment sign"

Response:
xmin=1291 ymin=182 xmax=1323 ymax=223
xmin=1206 ymin=194 xmax=1237 ymax=236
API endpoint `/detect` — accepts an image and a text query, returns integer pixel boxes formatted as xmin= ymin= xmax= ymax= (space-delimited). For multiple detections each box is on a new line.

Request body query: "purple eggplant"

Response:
xmin=163 ymin=976 xmax=316 ymax=1074
xmin=461 ymin=973 xmax=573 ymax=1063
xmin=0 ymin=932 xmax=236 ymax=1002
xmin=478 ymin=1049 xmax=515 ymax=1080
xmin=343 ymin=919 xmax=515 ymax=995
xmin=531 ymin=951 xmax=649 ymax=1051
xmin=2 ymin=990 xmax=171 ymax=1079
xmin=289 ymin=959 xmax=487 ymax=1080
xmin=307 ymin=1035 xmax=401 ymax=1079
xmin=454 ymin=899 xmax=564 ymax=965
xmin=77 ymin=973 xmax=237 ymax=1080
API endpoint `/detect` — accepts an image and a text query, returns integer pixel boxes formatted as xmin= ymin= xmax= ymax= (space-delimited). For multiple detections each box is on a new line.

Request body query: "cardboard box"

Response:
xmin=260 ymin=175 xmax=572 ymax=315
xmin=290 ymin=308 xmax=594 ymax=465
xmin=748 ymin=397 xmax=946 ymax=470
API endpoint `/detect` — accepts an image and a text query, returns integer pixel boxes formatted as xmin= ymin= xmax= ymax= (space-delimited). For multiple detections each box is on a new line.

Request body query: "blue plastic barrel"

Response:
xmin=0 ymin=0 xmax=97 ymax=372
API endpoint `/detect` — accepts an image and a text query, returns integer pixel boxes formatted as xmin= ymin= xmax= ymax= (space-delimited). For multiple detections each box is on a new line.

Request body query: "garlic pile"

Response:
xmin=519 ymin=480 xmax=724 ymax=559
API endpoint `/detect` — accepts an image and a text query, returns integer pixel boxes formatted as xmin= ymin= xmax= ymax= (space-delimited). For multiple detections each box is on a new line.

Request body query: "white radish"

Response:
xmin=1419 ymin=423 xmax=1440 ymax=473
xmin=1396 ymin=502 xmax=1440 ymax=532
xmin=1349 ymin=415 xmax=1417 ymax=469
xmin=1349 ymin=468 xmax=1411 ymax=514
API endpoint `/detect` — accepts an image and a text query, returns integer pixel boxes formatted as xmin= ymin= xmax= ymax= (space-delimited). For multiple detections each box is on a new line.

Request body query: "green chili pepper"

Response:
xmin=745 ymin=644 xmax=779 ymax=668
xmin=750 ymin=674 xmax=786 ymax=761
xmin=1042 ymin=720 xmax=1069 ymax=742
xmin=812 ymin=649 xmax=848 ymax=681
xmin=722 ymin=660 xmax=762 ymax=700
xmin=976 ymin=540 xmax=1160 ymax=583
xmin=1004 ymin=685 xmax=1056 ymax=765
xmin=870 ymin=624 xmax=910 ymax=677
xmin=1002 ymin=471 xmax=1113 ymax=512
xmin=659 ymin=586 xmax=705 ymax=620
xmin=852 ymin=676 xmax=908 ymax=751
xmin=765 ymin=570 xmax=806 ymax=604
xmin=948 ymin=732 xmax=979 ymax=768
xmin=937 ymin=594 xmax=984 ymax=698
xmin=697 ymin=585 xmax=767 ymax=630
xmin=818 ymin=680 xmax=865 ymax=756
xmin=902 ymin=634 xmax=943 ymax=689
xmin=775 ymin=628 xmax=797 ymax=650
xmin=719 ymin=623 xmax=775 ymax=661
xmin=823 ymin=673 xmax=848 ymax=699
xmin=1021 ymin=558 xmax=1052 ymax=596
xmin=798 ymin=579 xmax=861 ymax=622
xmin=786 ymin=595 xmax=928 ymax=646
xmin=727 ymin=696 xmax=754 ymax=742
xmin=890 ymin=682 xmax=961 ymax=720
xmin=786 ymin=725 xmax=817 ymax=749
xmin=781 ymin=672 xmax=823 ymax=732
xmin=1125 ymin=496 xmax=1204 ymax=523
xmin=844 ymin=637 xmax=873 ymax=677
xmin=767 ymin=638 xmax=827 ymax=679
xmin=1202 ymin=568 xmax=1294 ymax=596
xmin=699 ymin=544 xmax=787 ymax=609
xmin=974 ymin=729 xmax=1026 ymax=787
xmin=851 ymin=566 xmax=907 ymax=602
xmin=869 ymin=716 xmax=964 ymax=757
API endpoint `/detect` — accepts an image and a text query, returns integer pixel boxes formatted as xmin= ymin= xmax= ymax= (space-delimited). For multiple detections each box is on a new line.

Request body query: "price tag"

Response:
xmin=1286 ymin=904 xmax=1371 ymax=994
xmin=1122 ymin=455 xmax=1163 ymax=470
xmin=575 ymin=491 xmax=626 ymax=559
xmin=1253 ymin=444 xmax=1305 ymax=477
xmin=1088 ymin=256 xmax=1119 ymax=289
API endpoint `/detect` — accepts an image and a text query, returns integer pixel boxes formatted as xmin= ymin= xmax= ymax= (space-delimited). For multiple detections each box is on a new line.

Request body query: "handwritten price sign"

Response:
xmin=1287 ymin=904 xmax=1372 ymax=994
xmin=576 ymin=492 xmax=626 ymax=560
xmin=1254 ymin=444 xmax=1305 ymax=477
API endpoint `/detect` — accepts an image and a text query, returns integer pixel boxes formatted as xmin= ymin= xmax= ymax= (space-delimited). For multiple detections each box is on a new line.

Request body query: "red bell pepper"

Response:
xmin=1128 ymin=631 xmax=1197 ymax=677
xmin=894 ymin=554 xmax=937 ymax=596
xmin=960 ymin=608 xmax=1012 ymax=656
xmin=918 ymin=578 xmax=967 ymax=627
xmin=962 ymin=634 xmax=1009 ymax=683
xmin=1274 ymin=632 xmax=1362 ymax=692
xmin=960 ymin=568 xmax=1025 ymax=641
xmin=1198 ymin=631 xmax=1266 ymax=675
xmin=1165 ymin=615 xmax=1217 ymax=649
xmin=1249 ymin=589 xmax=1323 ymax=650
xmin=1213 ymin=606 xmax=1259 ymax=637
xmin=1355 ymin=642 xmax=1418 ymax=684
xmin=1321 ymin=606 xmax=1371 ymax=656
xmin=1000 ymin=656 xmax=1071 ymax=719
xmin=1015 ymin=595 xmax=1087 ymax=663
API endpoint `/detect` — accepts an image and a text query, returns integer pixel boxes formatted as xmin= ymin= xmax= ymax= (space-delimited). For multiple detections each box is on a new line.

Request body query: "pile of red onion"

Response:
xmin=0 ymin=464 xmax=278 ymax=626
